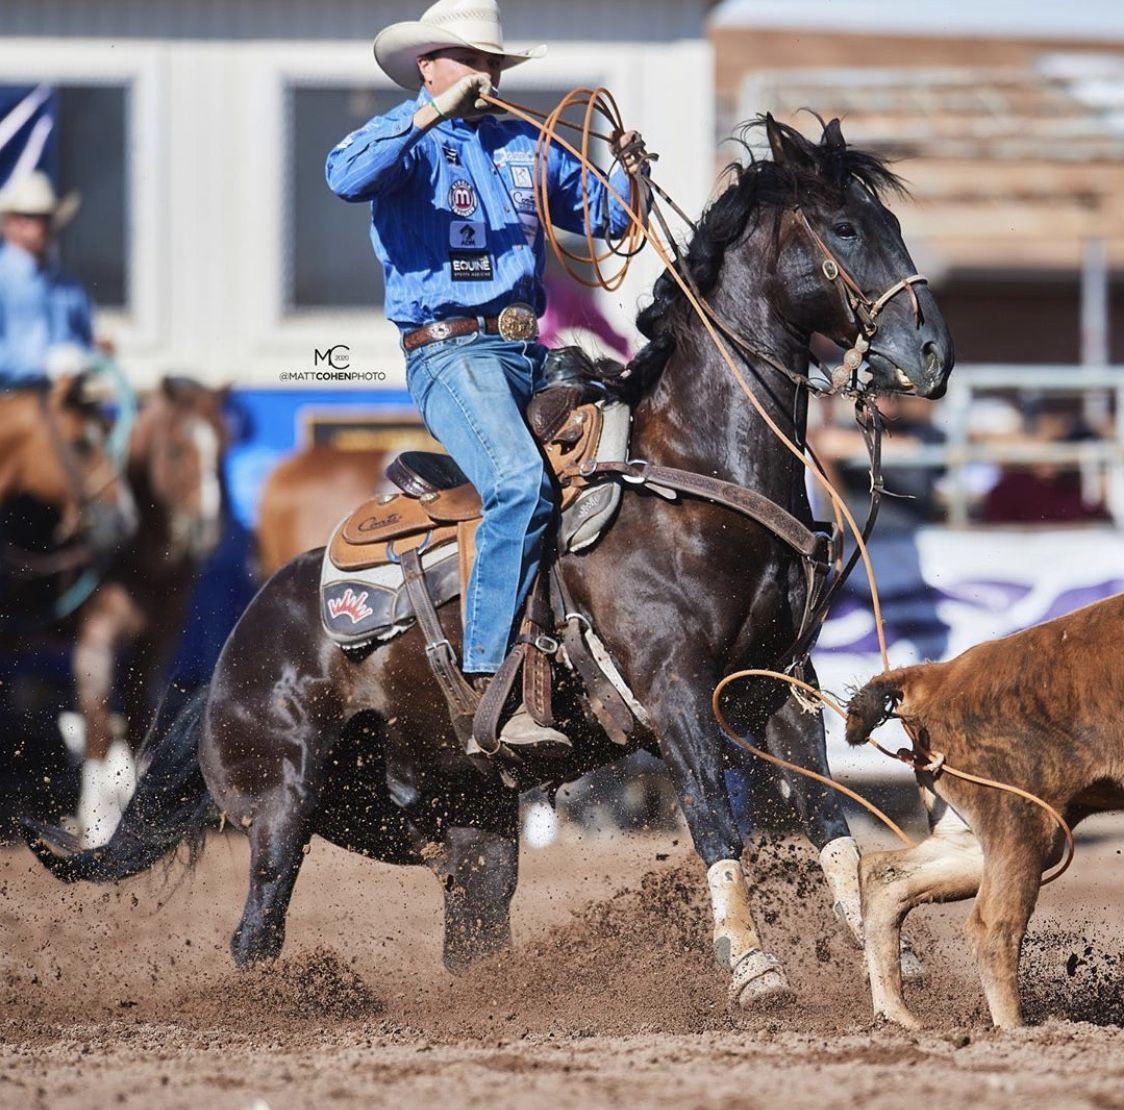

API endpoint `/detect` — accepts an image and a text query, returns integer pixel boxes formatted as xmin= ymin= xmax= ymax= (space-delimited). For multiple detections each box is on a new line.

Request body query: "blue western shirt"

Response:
xmin=0 ymin=240 xmax=93 ymax=383
xmin=325 ymin=90 xmax=641 ymax=332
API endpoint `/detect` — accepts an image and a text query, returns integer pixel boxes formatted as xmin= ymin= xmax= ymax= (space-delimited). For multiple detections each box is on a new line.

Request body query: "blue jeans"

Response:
xmin=405 ymin=331 xmax=552 ymax=673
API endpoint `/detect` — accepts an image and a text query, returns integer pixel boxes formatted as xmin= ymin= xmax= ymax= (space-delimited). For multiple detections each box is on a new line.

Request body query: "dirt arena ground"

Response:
xmin=2 ymin=809 xmax=1123 ymax=1109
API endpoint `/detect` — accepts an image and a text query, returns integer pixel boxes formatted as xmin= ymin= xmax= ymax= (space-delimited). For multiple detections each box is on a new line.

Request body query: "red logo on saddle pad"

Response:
xmin=449 ymin=179 xmax=477 ymax=218
xmin=327 ymin=587 xmax=374 ymax=624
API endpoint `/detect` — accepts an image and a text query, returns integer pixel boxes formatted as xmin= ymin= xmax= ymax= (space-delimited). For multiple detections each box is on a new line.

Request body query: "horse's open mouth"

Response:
xmin=890 ymin=367 xmax=916 ymax=392
xmin=866 ymin=347 xmax=951 ymax=398
xmin=865 ymin=350 xmax=917 ymax=394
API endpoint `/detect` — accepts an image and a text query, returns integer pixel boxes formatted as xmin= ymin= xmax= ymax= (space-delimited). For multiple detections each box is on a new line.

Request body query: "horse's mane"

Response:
xmin=626 ymin=115 xmax=906 ymax=394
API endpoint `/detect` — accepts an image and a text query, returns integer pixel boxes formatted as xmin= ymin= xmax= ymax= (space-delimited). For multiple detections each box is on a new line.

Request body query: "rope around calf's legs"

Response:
xmin=711 ymin=670 xmax=1074 ymax=885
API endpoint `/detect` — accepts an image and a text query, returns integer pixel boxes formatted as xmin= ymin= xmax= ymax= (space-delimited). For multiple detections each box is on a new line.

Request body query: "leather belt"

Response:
xmin=403 ymin=303 xmax=538 ymax=351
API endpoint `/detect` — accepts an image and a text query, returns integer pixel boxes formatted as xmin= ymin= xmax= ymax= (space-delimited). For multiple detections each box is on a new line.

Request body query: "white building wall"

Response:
xmin=0 ymin=3 xmax=715 ymax=388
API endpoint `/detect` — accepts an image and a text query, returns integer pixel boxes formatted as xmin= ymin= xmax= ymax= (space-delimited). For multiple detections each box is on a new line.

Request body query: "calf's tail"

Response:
xmin=21 ymin=684 xmax=213 ymax=883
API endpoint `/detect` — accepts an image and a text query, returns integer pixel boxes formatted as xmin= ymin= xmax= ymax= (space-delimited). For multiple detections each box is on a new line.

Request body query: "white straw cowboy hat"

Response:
xmin=0 ymin=170 xmax=80 ymax=229
xmin=374 ymin=0 xmax=546 ymax=91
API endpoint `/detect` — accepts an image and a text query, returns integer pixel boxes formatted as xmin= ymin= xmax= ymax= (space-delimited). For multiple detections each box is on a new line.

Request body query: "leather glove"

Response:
xmin=414 ymin=73 xmax=496 ymax=130
xmin=611 ymin=128 xmax=650 ymax=175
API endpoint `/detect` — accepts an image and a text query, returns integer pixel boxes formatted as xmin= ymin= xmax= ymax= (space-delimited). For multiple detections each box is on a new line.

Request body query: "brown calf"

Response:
xmin=845 ymin=593 xmax=1124 ymax=1028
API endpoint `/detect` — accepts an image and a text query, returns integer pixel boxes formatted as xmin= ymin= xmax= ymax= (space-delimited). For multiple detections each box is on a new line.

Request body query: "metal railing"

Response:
xmin=827 ymin=363 xmax=1124 ymax=528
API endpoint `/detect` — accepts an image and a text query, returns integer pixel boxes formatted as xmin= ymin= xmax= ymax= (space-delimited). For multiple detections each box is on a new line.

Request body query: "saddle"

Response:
xmin=326 ymin=400 xmax=605 ymax=575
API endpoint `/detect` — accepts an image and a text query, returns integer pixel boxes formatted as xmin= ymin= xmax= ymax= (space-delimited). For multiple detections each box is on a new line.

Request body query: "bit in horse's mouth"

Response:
xmin=892 ymin=368 xmax=915 ymax=392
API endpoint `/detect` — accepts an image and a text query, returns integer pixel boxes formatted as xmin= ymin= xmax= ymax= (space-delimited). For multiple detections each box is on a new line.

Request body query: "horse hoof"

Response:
xmin=729 ymin=950 xmax=794 ymax=1010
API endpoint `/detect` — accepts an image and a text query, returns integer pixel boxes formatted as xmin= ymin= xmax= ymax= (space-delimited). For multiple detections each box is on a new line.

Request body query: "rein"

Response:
xmin=483 ymin=87 xmax=1075 ymax=883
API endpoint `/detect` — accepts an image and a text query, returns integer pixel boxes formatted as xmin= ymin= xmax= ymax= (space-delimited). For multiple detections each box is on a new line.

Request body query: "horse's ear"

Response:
xmin=50 ymin=374 xmax=78 ymax=408
xmin=823 ymin=118 xmax=846 ymax=150
xmin=821 ymin=118 xmax=848 ymax=188
xmin=55 ymin=372 xmax=98 ymax=411
xmin=160 ymin=374 xmax=204 ymax=403
xmin=764 ymin=113 xmax=787 ymax=164
xmin=764 ymin=113 xmax=817 ymax=172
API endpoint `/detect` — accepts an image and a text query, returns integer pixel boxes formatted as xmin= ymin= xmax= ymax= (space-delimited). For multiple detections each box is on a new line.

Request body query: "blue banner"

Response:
xmin=0 ymin=84 xmax=57 ymax=190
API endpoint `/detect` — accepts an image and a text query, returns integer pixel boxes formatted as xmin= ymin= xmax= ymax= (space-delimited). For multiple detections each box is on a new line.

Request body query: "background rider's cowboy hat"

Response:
xmin=0 ymin=170 xmax=81 ymax=229
xmin=374 ymin=0 xmax=546 ymax=91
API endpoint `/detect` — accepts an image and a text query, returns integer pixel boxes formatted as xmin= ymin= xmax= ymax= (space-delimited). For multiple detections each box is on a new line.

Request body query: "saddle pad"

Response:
xmin=560 ymin=400 xmax=631 ymax=552
xmin=320 ymin=538 xmax=460 ymax=649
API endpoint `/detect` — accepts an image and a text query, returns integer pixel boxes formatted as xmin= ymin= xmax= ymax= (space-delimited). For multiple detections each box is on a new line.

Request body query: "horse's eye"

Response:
xmin=833 ymin=222 xmax=857 ymax=239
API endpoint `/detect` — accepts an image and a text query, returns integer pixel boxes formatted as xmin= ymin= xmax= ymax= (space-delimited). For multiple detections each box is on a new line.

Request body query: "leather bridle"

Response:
xmin=792 ymin=207 xmax=928 ymax=392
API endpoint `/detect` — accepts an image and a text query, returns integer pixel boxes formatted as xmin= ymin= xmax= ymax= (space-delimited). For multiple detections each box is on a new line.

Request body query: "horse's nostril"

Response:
xmin=922 ymin=341 xmax=941 ymax=374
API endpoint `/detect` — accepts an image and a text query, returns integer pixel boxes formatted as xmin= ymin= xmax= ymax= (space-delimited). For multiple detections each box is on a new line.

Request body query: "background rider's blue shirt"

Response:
xmin=325 ymin=90 xmax=641 ymax=332
xmin=0 ymin=239 xmax=93 ymax=383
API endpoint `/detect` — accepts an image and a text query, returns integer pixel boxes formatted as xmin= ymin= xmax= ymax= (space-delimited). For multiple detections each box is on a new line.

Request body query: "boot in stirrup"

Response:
xmin=470 ymin=677 xmax=572 ymax=760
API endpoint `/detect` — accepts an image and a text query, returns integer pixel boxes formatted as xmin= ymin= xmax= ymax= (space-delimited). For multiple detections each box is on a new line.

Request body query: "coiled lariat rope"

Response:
xmin=483 ymin=87 xmax=1075 ymax=885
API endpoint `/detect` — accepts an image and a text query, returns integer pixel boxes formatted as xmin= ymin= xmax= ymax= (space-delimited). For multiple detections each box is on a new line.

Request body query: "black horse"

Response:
xmin=24 ymin=118 xmax=953 ymax=1010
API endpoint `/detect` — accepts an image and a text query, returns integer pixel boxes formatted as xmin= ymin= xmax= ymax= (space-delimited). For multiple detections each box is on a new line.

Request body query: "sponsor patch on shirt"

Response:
xmin=441 ymin=143 xmax=460 ymax=165
xmin=510 ymin=164 xmax=533 ymax=189
xmin=450 ymin=220 xmax=486 ymax=249
xmin=511 ymin=189 xmax=537 ymax=215
xmin=448 ymin=179 xmax=478 ymax=218
xmin=450 ymin=250 xmax=494 ymax=281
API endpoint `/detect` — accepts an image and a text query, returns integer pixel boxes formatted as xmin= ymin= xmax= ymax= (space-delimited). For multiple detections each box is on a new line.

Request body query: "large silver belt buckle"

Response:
xmin=428 ymin=321 xmax=453 ymax=341
xmin=497 ymin=303 xmax=538 ymax=342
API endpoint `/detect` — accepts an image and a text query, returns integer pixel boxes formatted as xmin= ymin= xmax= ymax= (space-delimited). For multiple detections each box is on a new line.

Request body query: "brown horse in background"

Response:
xmin=256 ymin=447 xmax=393 ymax=580
xmin=0 ymin=376 xmax=136 ymax=627
xmin=70 ymin=377 xmax=228 ymax=846
xmin=0 ymin=376 xmax=136 ymax=833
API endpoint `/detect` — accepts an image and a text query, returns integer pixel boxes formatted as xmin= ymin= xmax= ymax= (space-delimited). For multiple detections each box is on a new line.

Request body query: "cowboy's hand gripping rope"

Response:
xmin=483 ymin=86 xmax=1075 ymax=886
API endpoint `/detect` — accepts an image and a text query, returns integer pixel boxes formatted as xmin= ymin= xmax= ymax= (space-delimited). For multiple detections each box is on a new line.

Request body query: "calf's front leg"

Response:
xmin=861 ymin=795 xmax=983 ymax=1028
xmin=967 ymin=819 xmax=1048 ymax=1028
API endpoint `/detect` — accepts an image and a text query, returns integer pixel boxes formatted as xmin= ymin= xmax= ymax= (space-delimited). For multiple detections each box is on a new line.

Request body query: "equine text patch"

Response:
xmin=510 ymin=164 xmax=533 ymax=189
xmin=448 ymin=179 xmax=478 ymax=218
xmin=450 ymin=220 xmax=486 ymax=249
xmin=450 ymin=251 xmax=494 ymax=281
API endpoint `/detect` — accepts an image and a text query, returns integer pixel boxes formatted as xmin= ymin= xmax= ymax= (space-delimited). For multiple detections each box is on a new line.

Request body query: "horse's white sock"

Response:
xmin=77 ymin=757 xmax=124 ymax=850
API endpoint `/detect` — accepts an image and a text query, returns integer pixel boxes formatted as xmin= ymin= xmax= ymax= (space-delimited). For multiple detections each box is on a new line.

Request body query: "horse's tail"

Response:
xmin=21 ymin=684 xmax=214 ymax=883
xmin=844 ymin=668 xmax=916 ymax=747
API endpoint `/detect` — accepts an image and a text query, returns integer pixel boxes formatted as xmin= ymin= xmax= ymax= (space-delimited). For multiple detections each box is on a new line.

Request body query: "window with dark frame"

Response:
xmin=0 ymin=83 xmax=128 ymax=309
xmin=56 ymin=85 xmax=128 ymax=308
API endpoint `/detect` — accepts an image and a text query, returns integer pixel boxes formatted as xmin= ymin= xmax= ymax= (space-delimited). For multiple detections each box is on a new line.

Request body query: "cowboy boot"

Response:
xmin=470 ymin=677 xmax=572 ymax=759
